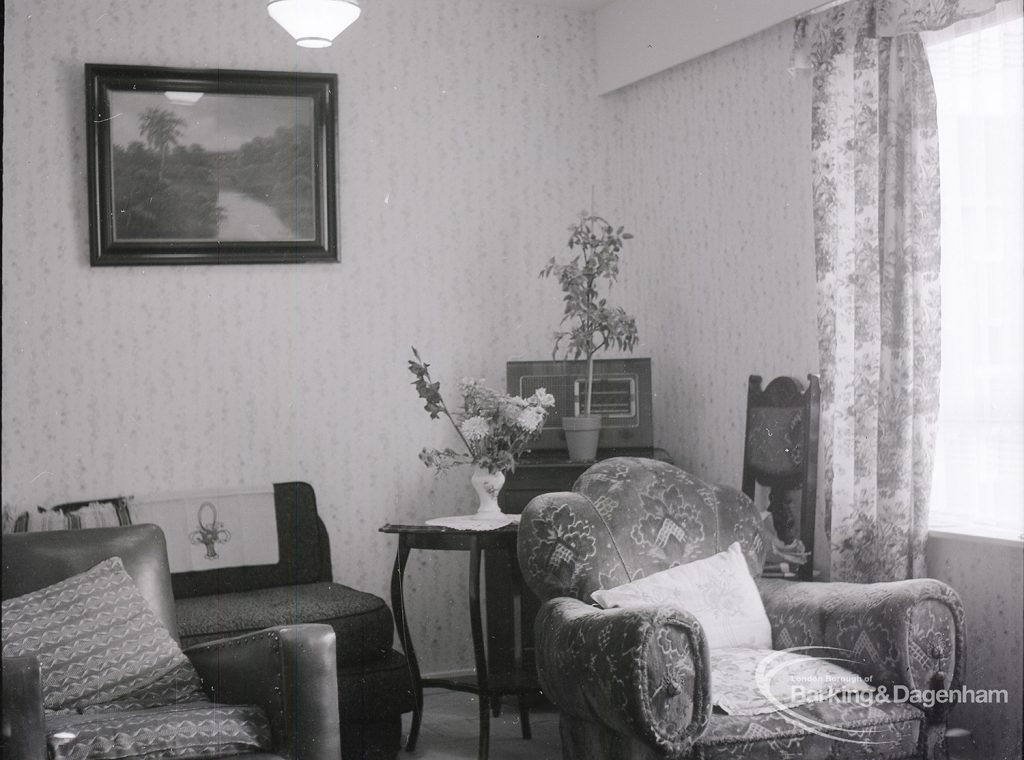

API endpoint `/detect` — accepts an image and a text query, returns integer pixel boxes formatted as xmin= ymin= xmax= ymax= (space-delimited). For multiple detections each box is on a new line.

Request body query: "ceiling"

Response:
xmin=500 ymin=0 xmax=613 ymax=11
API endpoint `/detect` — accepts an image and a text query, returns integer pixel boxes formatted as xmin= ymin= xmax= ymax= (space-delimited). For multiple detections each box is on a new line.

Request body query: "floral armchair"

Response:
xmin=517 ymin=457 xmax=965 ymax=760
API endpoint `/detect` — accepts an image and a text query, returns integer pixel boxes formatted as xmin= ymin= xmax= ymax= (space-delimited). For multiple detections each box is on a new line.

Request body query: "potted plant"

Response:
xmin=540 ymin=211 xmax=638 ymax=461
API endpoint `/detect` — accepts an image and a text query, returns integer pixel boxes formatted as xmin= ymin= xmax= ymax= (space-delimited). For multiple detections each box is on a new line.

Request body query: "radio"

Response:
xmin=506 ymin=358 xmax=653 ymax=450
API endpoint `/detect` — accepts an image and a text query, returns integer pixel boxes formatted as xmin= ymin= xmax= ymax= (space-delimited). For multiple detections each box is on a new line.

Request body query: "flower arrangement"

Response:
xmin=408 ymin=348 xmax=555 ymax=475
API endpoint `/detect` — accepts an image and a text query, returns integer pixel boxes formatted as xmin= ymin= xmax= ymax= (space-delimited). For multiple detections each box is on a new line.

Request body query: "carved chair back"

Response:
xmin=741 ymin=374 xmax=821 ymax=581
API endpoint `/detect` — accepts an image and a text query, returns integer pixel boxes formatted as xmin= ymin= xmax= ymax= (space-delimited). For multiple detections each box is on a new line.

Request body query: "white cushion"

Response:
xmin=591 ymin=542 xmax=772 ymax=650
xmin=711 ymin=647 xmax=874 ymax=715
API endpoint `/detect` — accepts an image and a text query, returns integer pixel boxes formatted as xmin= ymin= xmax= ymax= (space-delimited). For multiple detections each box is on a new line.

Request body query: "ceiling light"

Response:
xmin=267 ymin=0 xmax=361 ymax=48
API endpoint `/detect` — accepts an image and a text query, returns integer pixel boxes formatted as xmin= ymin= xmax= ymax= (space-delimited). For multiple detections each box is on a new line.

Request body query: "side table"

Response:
xmin=379 ymin=523 xmax=540 ymax=760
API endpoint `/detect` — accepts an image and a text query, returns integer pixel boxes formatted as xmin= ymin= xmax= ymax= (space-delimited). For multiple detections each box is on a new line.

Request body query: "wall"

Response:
xmin=597 ymin=20 xmax=819 ymax=486
xmin=927 ymin=535 xmax=1024 ymax=760
xmin=1 ymin=0 xmax=601 ymax=673
xmin=2 ymin=1 xmax=819 ymax=674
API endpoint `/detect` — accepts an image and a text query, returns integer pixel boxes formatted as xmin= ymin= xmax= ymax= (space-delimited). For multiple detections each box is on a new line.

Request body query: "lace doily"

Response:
xmin=425 ymin=513 xmax=521 ymax=531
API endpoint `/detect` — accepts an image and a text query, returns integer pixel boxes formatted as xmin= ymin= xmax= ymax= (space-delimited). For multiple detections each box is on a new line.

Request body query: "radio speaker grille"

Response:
xmin=507 ymin=358 xmax=653 ymax=450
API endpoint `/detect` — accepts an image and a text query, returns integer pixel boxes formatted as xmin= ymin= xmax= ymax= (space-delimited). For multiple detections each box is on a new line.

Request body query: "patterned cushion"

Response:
xmin=696 ymin=699 xmax=922 ymax=760
xmin=175 ymin=581 xmax=394 ymax=666
xmin=710 ymin=647 xmax=873 ymax=716
xmin=45 ymin=702 xmax=271 ymax=760
xmin=559 ymin=699 xmax=923 ymax=760
xmin=1 ymin=557 xmax=205 ymax=711
xmin=592 ymin=542 xmax=772 ymax=650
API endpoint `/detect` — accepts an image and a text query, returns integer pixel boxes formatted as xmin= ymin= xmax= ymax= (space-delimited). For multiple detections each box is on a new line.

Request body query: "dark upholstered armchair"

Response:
xmin=1 ymin=525 xmax=341 ymax=760
xmin=517 ymin=458 xmax=966 ymax=760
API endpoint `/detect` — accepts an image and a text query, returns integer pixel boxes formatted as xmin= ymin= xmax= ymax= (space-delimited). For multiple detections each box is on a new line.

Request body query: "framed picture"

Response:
xmin=86 ymin=64 xmax=338 ymax=265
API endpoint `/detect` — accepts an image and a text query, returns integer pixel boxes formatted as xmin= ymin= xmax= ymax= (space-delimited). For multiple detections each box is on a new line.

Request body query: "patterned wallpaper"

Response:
xmin=927 ymin=536 xmax=1023 ymax=759
xmin=1 ymin=0 xmax=601 ymax=673
xmin=3 ymin=1 xmax=817 ymax=673
xmin=596 ymin=21 xmax=819 ymax=488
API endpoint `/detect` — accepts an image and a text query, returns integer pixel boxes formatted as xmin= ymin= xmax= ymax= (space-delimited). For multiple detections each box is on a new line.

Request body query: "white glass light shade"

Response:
xmin=164 ymin=91 xmax=204 ymax=106
xmin=267 ymin=0 xmax=361 ymax=48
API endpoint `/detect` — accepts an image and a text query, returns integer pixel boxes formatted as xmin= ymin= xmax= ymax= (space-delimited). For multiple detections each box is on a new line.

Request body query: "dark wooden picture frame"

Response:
xmin=86 ymin=64 xmax=338 ymax=266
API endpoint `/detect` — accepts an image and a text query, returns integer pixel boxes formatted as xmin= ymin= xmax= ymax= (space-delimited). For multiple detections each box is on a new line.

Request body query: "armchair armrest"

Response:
xmin=2 ymin=656 xmax=46 ymax=760
xmin=758 ymin=577 xmax=965 ymax=720
xmin=185 ymin=624 xmax=340 ymax=760
xmin=535 ymin=597 xmax=711 ymax=756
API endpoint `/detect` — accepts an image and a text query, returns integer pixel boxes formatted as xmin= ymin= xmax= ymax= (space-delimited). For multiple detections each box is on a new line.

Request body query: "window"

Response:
xmin=924 ymin=3 xmax=1024 ymax=541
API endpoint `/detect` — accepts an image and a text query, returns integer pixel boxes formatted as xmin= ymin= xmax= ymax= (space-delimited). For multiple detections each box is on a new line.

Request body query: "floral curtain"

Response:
xmin=804 ymin=0 xmax=1004 ymax=581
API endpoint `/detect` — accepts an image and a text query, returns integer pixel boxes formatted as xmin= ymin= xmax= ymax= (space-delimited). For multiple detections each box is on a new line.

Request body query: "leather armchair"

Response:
xmin=2 ymin=656 xmax=46 ymax=760
xmin=1 ymin=525 xmax=341 ymax=760
xmin=518 ymin=458 xmax=965 ymax=760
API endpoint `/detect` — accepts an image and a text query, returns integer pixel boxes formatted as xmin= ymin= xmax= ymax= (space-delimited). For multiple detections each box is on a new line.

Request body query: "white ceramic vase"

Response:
xmin=470 ymin=465 xmax=506 ymax=517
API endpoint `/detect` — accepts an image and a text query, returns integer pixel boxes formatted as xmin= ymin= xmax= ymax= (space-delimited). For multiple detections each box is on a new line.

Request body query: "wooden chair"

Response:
xmin=741 ymin=374 xmax=820 ymax=580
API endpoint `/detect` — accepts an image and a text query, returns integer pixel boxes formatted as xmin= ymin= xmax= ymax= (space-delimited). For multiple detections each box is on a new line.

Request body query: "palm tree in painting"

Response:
xmin=139 ymin=107 xmax=187 ymax=181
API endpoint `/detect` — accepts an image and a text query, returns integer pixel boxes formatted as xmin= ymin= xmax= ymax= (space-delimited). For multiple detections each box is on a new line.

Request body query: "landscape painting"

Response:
xmin=87 ymin=65 xmax=337 ymax=265
xmin=110 ymin=91 xmax=315 ymax=242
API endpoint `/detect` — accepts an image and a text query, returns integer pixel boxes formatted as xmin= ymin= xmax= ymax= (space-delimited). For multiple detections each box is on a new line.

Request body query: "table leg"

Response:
xmin=518 ymin=696 xmax=532 ymax=740
xmin=508 ymin=542 xmax=532 ymax=740
xmin=468 ymin=536 xmax=490 ymax=760
xmin=390 ymin=537 xmax=422 ymax=752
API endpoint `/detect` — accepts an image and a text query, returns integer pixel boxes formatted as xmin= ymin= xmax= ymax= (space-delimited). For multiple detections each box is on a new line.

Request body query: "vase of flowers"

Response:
xmin=408 ymin=348 xmax=555 ymax=518
xmin=540 ymin=211 xmax=639 ymax=462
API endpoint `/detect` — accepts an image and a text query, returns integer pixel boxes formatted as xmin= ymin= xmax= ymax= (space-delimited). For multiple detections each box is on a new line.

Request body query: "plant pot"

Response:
xmin=563 ymin=415 xmax=602 ymax=462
